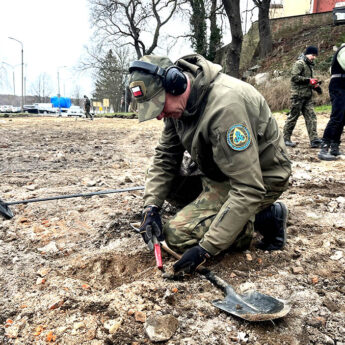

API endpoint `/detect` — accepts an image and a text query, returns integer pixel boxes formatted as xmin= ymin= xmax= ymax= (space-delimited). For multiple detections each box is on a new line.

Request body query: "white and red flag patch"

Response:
xmin=131 ymin=85 xmax=143 ymax=97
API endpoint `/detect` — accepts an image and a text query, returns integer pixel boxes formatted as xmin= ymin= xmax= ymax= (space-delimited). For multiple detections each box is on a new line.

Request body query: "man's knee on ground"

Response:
xmin=163 ymin=216 xmax=211 ymax=253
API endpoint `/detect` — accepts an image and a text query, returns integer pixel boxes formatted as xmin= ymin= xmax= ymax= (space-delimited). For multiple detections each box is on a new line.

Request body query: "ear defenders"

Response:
xmin=129 ymin=60 xmax=187 ymax=96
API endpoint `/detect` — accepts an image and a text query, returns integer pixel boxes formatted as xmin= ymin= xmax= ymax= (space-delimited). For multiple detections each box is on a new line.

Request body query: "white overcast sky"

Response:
xmin=0 ymin=0 xmax=93 ymax=98
xmin=0 ymin=0 xmax=256 ymax=99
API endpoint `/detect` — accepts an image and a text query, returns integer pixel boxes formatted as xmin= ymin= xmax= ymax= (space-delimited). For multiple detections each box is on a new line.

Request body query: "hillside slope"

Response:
xmin=259 ymin=24 xmax=345 ymax=75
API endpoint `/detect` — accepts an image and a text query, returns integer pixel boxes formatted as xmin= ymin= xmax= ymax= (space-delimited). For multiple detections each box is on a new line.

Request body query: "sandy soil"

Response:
xmin=0 ymin=114 xmax=344 ymax=345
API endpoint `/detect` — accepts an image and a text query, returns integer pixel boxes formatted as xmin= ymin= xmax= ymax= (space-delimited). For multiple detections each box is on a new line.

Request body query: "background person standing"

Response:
xmin=318 ymin=44 xmax=345 ymax=160
xmin=83 ymin=95 xmax=93 ymax=120
xmin=283 ymin=46 xmax=322 ymax=148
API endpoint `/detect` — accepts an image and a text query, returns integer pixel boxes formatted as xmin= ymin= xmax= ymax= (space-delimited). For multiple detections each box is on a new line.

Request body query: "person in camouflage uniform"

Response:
xmin=129 ymin=54 xmax=291 ymax=274
xmin=83 ymin=95 xmax=93 ymax=120
xmin=283 ymin=46 xmax=322 ymax=148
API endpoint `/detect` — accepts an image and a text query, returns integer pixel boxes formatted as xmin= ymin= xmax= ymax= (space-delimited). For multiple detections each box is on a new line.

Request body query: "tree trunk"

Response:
xmin=222 ymin=0 xmax=243 ymax=78
xmin=255 ymin=0 xmax=273 ymax=58
xmin=208 ymin=0 xmax=221 ymax=61
xmin=189 ymin=0 xmax=207 ymax=56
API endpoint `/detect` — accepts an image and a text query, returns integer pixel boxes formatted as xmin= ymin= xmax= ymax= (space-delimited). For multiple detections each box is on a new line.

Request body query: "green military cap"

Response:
xmin=129 ymin=55 xmax=173 ymax=122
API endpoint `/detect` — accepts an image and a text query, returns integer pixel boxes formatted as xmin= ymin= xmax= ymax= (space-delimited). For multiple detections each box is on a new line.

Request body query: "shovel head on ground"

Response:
xmin=0 ymin=199 xmax=14 ymax=219
xmin=205 ymin=269 xmax=291 ymax=321
xmin=161 ymin=242 xmax=291 ymax=322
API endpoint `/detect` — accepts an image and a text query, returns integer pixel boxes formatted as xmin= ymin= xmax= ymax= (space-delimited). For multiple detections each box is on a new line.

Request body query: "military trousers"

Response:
xmin=164 ymin=176 xmax=282 ymax=254
xmin=85 ymin=106 xmax=93 ymax=119
xmin=283 ymin=96 xmax=318 ymax=142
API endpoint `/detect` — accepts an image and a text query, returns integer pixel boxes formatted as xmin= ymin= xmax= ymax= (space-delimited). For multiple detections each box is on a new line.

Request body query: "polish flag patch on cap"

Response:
xmin=131 ymin=85 xmax=143 ymax=97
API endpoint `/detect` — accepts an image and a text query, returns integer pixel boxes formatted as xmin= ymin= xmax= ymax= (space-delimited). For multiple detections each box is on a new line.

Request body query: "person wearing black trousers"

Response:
xmin=318 ymin=44 xmax=345 ymax=160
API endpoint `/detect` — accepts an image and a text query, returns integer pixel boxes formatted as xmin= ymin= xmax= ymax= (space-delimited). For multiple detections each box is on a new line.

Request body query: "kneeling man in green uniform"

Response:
xmin=129 ymin=54 xmax=292 ymax=274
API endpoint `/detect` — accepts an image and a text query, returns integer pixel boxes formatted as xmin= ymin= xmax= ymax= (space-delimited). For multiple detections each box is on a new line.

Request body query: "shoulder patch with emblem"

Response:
xmin=226 ymin=124 xmax=251 ymax=151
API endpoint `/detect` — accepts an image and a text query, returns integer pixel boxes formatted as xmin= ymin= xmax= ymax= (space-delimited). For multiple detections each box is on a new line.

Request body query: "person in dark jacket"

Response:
xmin=129 ymin=54 xmax=291 ymax=275
xmin=318 ymin=44 xmax=345 ymax=160
xmin=83 ymin=95 xmax=93 ymax=120
xmin=283 ymin=46 xmax=322 ymax=148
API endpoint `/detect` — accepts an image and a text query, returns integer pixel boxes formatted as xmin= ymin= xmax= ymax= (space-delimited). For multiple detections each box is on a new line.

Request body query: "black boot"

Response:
xmin=254 ymin=202 xmax=288 ymax=251
xmin=284 ymin=138 xmax=297 ymax=147
xmin=330 ymin=142 xmax=343 ymax=156
xmin=318 ymin=140 xmax=337 ymax=161
xmin=310 ymin=138 xmax=322 ymax=148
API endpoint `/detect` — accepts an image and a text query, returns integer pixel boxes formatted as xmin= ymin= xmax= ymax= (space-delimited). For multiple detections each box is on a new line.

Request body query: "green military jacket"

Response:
xmin=290 ymin=55 xmax=314 ymax=98
xmin=144 ymin=54 xmax=291 ymax=255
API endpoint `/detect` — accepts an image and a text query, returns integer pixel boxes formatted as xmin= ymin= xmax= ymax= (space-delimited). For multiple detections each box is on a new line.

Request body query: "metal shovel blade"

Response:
xmin=204 ymin=269 xmax=291 ymax=321
xmin=0 ymin=199 xmax=14 ymax=219
xmin=161 ymin=243 xmax=291 ymax=322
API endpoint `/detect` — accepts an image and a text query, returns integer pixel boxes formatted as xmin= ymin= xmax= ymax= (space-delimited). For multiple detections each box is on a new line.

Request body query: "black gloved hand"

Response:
xmin=139 ymin=206 xmax=164 ymax=249
xmin=314 ymin=85 xmax=323 ymax=94
xmin=173 ymin=245 xmax=211 ymax=274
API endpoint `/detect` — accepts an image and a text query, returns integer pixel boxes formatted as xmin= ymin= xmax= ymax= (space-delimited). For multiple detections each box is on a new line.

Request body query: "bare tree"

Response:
xmin=72 ymin=85 xmax=82 ymax=107
xmin=89 ymin=0 xmax=179 ymax=59
xmin=0 ymin=64 xmax=10 ymax=92
xmin=253 ymin=0 xmax=272 ymax=58
xmin=29 ymin=73 xmax=53 ymax=103
xmin=222 ymin=0 xmax=243 ymax=78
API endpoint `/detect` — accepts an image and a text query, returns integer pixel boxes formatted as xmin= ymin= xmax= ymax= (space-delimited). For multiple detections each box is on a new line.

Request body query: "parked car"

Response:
xmin=66 ymin=106 xmax=85 ymax=117
xmin=23 ymin=103 xmax=57 ymax=114
xmin=0 ymin=105 xmax=13 ymax=113
xmin=11 ymin=106 xmax=21 ymax=113
xmin=333 ymin=2 xmax=345 ymax=25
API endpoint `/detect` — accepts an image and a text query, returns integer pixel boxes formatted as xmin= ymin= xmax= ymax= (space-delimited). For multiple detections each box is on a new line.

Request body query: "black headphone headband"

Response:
xmin=129 ymin=60 xmax=187 ymax=96
xmin=129 ymin=61 xmax=166 ymax=78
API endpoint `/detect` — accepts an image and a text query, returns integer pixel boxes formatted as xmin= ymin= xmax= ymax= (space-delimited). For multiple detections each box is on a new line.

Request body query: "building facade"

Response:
xmin=269 ymin=0 xmax=344 ymax=18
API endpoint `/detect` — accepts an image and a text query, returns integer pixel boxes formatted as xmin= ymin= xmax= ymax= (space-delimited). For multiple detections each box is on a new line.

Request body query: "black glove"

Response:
xmin=314 ymin=86 xmax=323 ymax=94
xmin=173 ymin=245 xmax=211 ymax=274
xmin=139 ymin=206 xmax=164 ymax=249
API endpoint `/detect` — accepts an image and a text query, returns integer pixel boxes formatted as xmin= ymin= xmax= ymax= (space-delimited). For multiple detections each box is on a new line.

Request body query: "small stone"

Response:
xmin=294 ymin=172 xmax=312 ymax=180
xmin=127 ymin=309 xmax=135 ymax=316
xmin=307 ymin=316 xmax=326 ymax=327
xmin=104 ymin=318 xmax=122 ymax=334
xmin=37 ymin=267 xmax=50 ymax=277
xmin=73 ymin=321 xmax=86 ymax=330
xmin=145 ymin=314 xmax=178 ymax=342
xmin=310 ymin=276 xmax=319 ymax=284
xmin=246 ymin=253 xmax=253 ymax=261
xmin=124 ymin=175 xmax=133 ymax=183
xmin=134 ymin=311 xmax=146 ymax=323
xmin=87 ymin=180 xmax=97 ymax=187
xmin=336 ymin=196 xmax=345 ymax=204
xmin=38 ymin=241 xmax=59 ymax=254
xmin=49 ymin=299 xmax=64 ymax=310
xmin=36 ymin=277 xmax=46 ymax=285
xmin=26 ymin=185 xmax=37 ymax=191
xmin=330 ymin=251 xmax=343 ymax=260
xmin=292 ymin=266 xmax=304 ymax=274
xmin=323 ymin=298 xmax=339 ymax=312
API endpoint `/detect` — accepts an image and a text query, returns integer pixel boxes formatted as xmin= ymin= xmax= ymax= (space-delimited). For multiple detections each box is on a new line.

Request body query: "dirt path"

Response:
xmin=0 ymin=115 xmax=344 ymax=345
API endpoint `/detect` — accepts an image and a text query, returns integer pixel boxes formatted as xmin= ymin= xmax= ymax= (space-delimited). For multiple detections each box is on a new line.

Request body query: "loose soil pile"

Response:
xmin=0 ymin=115 xmax=344 ymax=345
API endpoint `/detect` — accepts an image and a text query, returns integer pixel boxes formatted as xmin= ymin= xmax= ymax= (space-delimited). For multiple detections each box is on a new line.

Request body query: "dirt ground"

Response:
xmin=0 ymin=114 xmax=344 ymax=345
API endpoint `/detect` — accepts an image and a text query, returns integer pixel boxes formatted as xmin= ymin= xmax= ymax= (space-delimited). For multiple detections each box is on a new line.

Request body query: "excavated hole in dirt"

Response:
xmin=65 ymin=251 xmax=156 ymax=291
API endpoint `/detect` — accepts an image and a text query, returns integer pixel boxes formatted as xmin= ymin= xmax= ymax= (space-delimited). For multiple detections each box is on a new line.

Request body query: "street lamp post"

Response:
xmin=8 ymin=37 xmax=24 ymax=112
xmin=57 ymin=66 xmax=67 ymax=116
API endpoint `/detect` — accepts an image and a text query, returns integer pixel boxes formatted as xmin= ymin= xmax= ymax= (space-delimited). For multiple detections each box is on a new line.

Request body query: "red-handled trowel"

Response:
xmin=130 ymin=223 xmax=163 ymax=270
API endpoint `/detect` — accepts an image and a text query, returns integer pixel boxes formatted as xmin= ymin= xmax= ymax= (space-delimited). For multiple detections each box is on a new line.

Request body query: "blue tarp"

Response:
xmin=51 ymin=96 xmax=72 ymax=108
